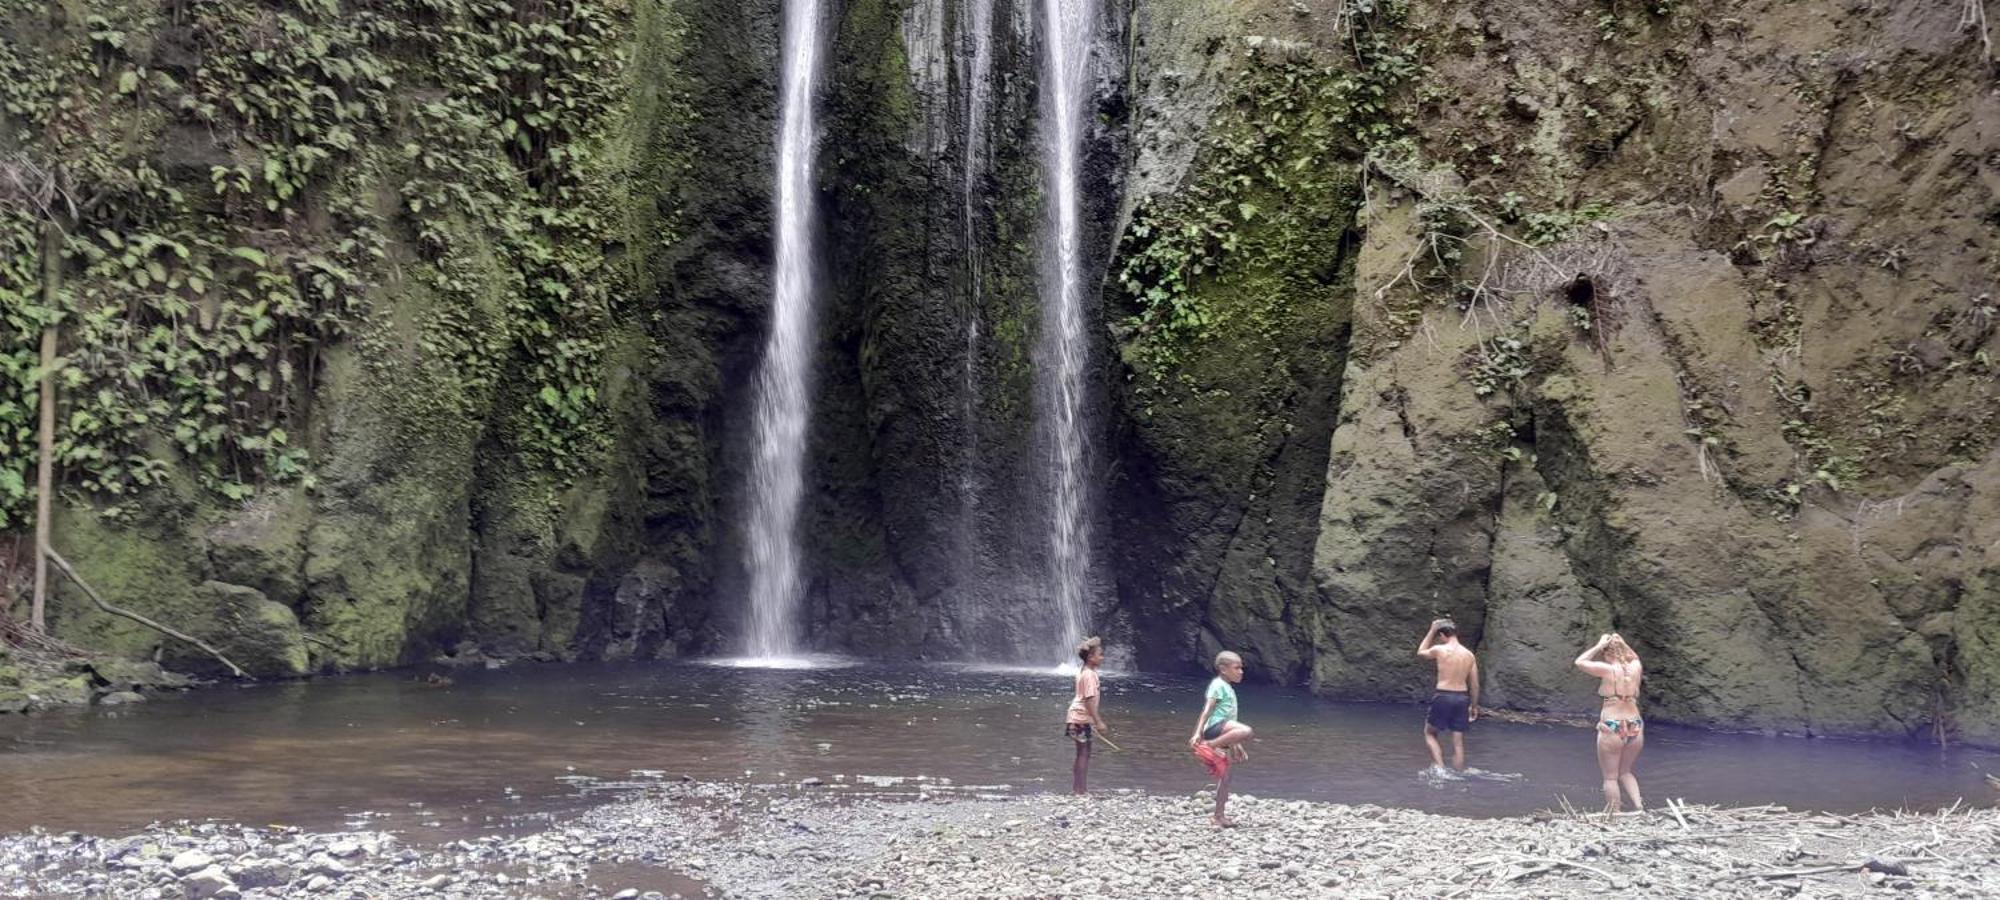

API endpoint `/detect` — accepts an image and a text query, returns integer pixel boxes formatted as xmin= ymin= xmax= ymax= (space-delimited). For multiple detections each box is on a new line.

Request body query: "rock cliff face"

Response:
xmin=6 ymin=0 xmax=1995 ymax=742
xmin=1103 ymin=0 xmax=1999 ymax=744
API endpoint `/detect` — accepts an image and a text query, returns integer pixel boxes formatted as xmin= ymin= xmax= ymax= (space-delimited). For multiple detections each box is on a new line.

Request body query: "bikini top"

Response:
xmin=1599 ymin=661 xmax=1640 ymax=702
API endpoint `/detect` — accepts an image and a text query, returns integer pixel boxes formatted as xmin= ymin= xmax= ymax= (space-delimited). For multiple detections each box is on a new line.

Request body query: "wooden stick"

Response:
xmin=1507 ymin=856 xmax=1621 ymax=884
xmin=1094 ymin=732 xmax=1123 ymax=752
xmin=1716 ymin=863 xmax=1859 ymax=881
xmin=45 ymin=547 xmax=249 ymax=678
xmin=1668 ymin=797 xmax=1691 ymax=830
xmin=31 ymin=221 xmax=59 ymax=633
xmin=1717 ymin=858 xmax=1931 ymax=883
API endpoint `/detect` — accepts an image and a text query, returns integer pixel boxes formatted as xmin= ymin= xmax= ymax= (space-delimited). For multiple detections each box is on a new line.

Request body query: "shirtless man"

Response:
xmin=1416 ymin=618 xmax=1480 ymax=772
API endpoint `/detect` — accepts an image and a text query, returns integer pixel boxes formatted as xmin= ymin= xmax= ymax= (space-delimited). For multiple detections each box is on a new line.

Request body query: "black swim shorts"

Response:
xmin=1201 ymin=720 xmax=1227 ymax=741
xmin=1065 ymin=722 xmax=1093 ymax=744
xmin=1427 ymin=690 xmax=1471 ymax=732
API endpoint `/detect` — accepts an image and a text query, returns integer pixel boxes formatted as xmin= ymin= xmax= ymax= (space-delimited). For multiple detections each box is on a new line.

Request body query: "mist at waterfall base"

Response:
xmin=2 ymin=662 xmax=1991 ymax=838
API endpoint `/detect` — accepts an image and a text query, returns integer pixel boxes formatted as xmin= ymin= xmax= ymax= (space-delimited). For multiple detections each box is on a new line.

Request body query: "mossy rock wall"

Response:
xmin=1097 ymin=0 xmax=1997 ymax=744
xmin=8 ymin=0 xmax=1995 ymax=745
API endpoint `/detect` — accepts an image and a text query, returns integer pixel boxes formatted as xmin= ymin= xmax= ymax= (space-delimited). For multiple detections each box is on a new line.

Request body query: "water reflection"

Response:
xmin=0 ymin=661 xmax=1991 ymax=837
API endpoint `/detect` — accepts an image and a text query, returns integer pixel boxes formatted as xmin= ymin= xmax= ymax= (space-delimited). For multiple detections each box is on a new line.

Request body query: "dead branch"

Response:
xmin=1504 ymin=855 xmax=1622 ymax=884
xmin=44 ymin=547 xmax=248 ymax=678
xmin=1667 ymin=797 xmax=1691 ymax=830
xmin=0 ymin=609 xmax=86 ymax=657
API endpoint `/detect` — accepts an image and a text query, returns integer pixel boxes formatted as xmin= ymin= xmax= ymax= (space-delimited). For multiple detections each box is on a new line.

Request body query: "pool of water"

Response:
xmin=0 ymin=660 xmax=1991 ymax=836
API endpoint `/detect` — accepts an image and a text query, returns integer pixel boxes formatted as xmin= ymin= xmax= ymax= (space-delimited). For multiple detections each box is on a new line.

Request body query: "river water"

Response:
xmin=0 ymin=661 xmax=1991 ymax=837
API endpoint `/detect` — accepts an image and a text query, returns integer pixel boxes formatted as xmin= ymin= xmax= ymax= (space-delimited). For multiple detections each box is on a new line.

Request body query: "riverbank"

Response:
xmin=2 ymin=781 xmax=1994 ymax=898
xmin=0 ymin=641 xmax=198 ymax=714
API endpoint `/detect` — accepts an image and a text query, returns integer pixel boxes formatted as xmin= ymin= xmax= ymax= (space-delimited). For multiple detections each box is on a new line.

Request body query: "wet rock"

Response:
xmin=179 ymin=865 xmax=235 ymax=899
xmin=195 ymin=582 xmax=310 ymax=678
xmin=99 ymin=691 xmax=146 ymax=706
xmin=87 ymin=658 xmax=191 ymax=693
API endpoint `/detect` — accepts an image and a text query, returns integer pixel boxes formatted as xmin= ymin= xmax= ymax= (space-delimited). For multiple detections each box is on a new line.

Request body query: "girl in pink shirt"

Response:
xmin=1065 ymin=636 xmax=1108 ymax=794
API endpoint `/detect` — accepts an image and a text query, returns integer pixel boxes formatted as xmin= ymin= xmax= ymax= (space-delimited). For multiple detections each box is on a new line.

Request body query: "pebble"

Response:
xmin=0 ymin=782 xmax=1990 ymax=899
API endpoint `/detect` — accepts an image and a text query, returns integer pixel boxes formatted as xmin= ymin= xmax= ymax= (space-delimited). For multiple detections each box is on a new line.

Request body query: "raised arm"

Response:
xmin=1416 ymin=620 xmax=1442 ymax=658
xmin=1574 ymin=633 xmax=1616 ymax=677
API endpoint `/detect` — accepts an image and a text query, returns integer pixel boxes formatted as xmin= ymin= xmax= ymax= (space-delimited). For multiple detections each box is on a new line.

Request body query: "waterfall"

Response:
xmin=745 ymin=0 xmax=827 ymax=660
xmin=956 ymin=0 xmax=995 ymax=583
xmin=1036 ymin=0 xmax=1093 ymax=660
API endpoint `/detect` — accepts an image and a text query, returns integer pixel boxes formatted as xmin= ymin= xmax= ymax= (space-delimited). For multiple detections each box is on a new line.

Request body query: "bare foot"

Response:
xmin=1211 ymin=815 xmax=1238 ymax=828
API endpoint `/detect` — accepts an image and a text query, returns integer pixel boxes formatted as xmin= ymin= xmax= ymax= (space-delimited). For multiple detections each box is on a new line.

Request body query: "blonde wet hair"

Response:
xmin=1214 ymin=650 xmax=1243 ymax=671
xmin=1603 ymin=635 xmax=1638 ymax=664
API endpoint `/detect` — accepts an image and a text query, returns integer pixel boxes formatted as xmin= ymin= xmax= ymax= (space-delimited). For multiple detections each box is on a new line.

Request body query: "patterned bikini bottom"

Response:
xmin=1599 ymin=717 xmax=1644 ymax=742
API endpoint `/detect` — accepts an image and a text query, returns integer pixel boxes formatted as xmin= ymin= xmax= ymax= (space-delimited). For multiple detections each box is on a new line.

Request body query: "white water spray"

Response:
xmin=1036 ymin=0 xmax=1093 ymax=660
xmin=745 ymin=0 xmax=827 ymax=660
xmin=956 ymin=0 xmax=995 ymax=572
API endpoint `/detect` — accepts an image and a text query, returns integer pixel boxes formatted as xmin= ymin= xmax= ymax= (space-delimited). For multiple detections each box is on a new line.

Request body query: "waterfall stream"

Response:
xmin=1036 ymin=0 xmax=1093 ymax=660
xmin=957 ymin=0 xmax=994 ymax=589
xmin=745 ymin=0 xmax=827 ymax=660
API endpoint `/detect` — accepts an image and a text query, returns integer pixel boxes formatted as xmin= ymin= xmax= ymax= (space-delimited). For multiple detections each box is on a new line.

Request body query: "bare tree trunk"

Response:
xmin=31 ymin=222 xmax=59 ymax=633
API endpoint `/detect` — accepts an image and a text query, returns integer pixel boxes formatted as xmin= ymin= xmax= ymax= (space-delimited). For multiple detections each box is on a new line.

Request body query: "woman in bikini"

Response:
xmin=1574 ymin=633 xmax=1644 ymax=814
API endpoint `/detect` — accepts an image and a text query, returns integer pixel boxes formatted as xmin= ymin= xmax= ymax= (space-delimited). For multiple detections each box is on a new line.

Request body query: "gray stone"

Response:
xmin=304 ymin=854 xmax=348 ymax=877
xmin=168 ymin=851 xmax=214 ymax=876
xmin=179 ymin=866 xmax=235 ymax=899
xmin=191 ymin=582 xmax=310 ymax=678
xmin=227 ymin=858 xmax=293 ymax=888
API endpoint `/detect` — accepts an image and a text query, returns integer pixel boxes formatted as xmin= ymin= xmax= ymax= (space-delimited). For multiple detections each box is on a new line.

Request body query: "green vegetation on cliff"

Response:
xmin=0 ymin=0 xmax=633 ymax=527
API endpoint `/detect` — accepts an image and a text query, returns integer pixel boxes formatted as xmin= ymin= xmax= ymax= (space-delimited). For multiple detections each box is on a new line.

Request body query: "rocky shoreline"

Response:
xmin=0 ymin=646 xmax=196 ymax=715
xmin=2 ymin=781 xmax=1994 ymax=899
